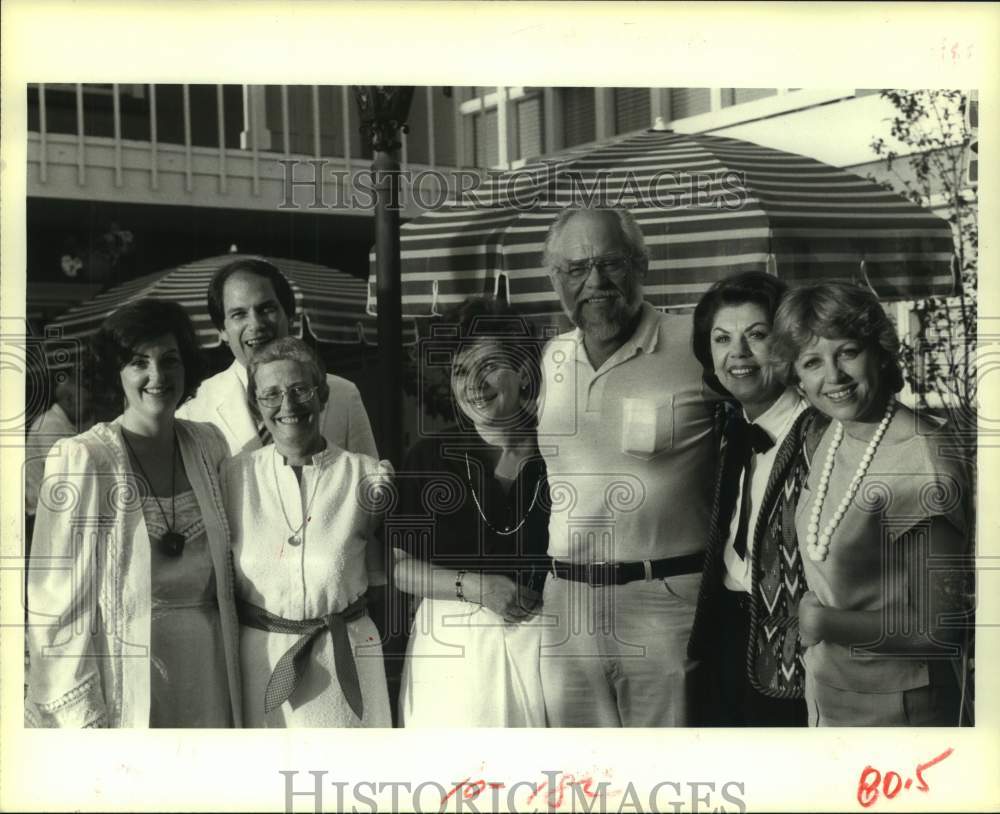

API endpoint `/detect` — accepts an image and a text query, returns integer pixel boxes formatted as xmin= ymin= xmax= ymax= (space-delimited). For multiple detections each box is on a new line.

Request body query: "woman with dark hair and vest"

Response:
xmin=687 ymin=272 xmax=827 ymax=726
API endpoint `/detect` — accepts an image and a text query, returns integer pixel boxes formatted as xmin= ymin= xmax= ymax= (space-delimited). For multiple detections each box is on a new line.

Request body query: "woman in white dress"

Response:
xmin=26 ymin=299 xmax=241 ymax=728
xmin=223 ymin=337 xmax=391 ymax=727
xmin=394 ymin=297 xmax=549 ymax=727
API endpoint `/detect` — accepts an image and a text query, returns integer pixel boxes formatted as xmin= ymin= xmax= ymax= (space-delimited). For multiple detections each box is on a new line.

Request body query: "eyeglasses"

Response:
xmin=256 ymin=384 xmax=319 ymax=408
xmin=556 ymin=253 xmax=632 ymax=283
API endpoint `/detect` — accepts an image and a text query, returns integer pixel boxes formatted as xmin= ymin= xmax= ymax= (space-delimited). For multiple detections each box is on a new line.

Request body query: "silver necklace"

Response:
xmin=272 ymin=450 xmax=322 ymax=547
xmin=464 ymin=452 xmax=542 ymax=536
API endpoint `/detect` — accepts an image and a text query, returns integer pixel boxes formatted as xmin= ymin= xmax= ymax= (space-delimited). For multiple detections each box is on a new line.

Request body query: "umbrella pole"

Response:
xmin=354 ymin=86 xmax=415 ymax=468
xmin=373 ymin=149 xmax=404 ymax=467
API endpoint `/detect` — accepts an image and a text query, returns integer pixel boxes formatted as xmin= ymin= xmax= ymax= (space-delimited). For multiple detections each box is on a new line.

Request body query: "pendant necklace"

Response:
xmin=273 ymin=449 xmax=322 ymax=547
xmin=805 ymin=400 xmax=896 ymax=562
xmin=464 ymin=452 xmax=542 ymax=536
xmin=122 ymin=430 xmax=185 ymax=557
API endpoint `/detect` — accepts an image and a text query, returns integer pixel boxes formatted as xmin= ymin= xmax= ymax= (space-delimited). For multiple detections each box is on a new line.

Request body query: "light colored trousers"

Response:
xmin=804 ymin=665 xmax=962 ymax=727
xmin=539 ymin=572 xmax=701 ymax=727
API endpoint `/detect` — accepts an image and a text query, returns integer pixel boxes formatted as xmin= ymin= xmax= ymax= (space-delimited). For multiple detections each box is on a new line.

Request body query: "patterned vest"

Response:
xmin=688 ymin=403 xmax=829 ymax=698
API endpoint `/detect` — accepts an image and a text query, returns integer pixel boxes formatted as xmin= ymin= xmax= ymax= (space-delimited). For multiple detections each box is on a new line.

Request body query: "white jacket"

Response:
xmin=25 ymin=419 xmax=243 ymax=728
xmin=176 ymin=361 xmax=377 ymax=458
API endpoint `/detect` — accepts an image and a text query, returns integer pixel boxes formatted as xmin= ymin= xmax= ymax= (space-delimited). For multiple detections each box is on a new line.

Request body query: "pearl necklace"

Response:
xmin=805 ymin=400 xmax=896 ymax=562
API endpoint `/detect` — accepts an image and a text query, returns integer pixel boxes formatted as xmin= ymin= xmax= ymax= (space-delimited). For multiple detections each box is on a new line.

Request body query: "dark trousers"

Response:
xmin=697 ymin=588 xmax=806 ymax=727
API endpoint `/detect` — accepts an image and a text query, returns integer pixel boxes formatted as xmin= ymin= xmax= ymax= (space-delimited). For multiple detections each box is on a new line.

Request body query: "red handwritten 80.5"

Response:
xmin=857 ymin=748 xmax=953 ymax=808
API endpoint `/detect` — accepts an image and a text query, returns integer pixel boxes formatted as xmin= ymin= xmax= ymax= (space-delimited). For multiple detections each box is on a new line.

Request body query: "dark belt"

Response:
xmin=237 ymin=596 xmax=368 ymax=719
xmin=550 ymin=552 xmax=704 ymax=587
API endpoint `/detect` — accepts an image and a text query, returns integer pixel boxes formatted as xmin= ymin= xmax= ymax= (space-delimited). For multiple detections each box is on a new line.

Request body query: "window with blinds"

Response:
xmin=263 ymin=86 xmax=375 ymax=158
xmin=312 ymin=87 xmax=345 ymax=158
xmin=721 ymin=88 xmax=778 ymax=107
xmin=613 ymin=88 xmax=651 ymax=134
xmin=403 ymin=90 xmax=430 ymax=166
xmin=432 ymin=88 xmax=457 ymax=167
xmin=472 ymin=109 xmax=499 ymax=167
xmin=265 ymin=86 xmax=312 ymax=155
xmin=669 ymin=88 xmax=711 ymax=119
xmin=516 ymin=96 xmax=543 ymax=160
xmin=560 ymin=87 xmax=596 ymax=147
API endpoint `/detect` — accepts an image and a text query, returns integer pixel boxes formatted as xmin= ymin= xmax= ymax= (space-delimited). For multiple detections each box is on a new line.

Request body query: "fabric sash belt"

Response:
xmin=237 ymin=596 xmax=368 ymax=719
xmin=550 ymin=552 xmax=704 ymax=587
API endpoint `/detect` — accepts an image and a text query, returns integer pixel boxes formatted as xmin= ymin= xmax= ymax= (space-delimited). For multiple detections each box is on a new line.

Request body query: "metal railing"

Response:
xmin=26 ymin=83 xmax=460 ymax=213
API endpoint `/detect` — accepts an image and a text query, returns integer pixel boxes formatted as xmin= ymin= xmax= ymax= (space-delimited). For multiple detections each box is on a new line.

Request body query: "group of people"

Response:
xmin=26 ymin=260 xmax=386 ymax=727
xmin=24 ymin=206 xmax=972 ymax=729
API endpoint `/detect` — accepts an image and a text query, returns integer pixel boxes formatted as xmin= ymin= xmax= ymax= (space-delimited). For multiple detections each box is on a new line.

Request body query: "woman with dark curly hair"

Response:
xmin=770 ymin=282 xmax=971 ymax=726
xmin=26 ymin=299 xmax=241 ymax=728
xmin=393 ymin=296 xmax=550 ymax=727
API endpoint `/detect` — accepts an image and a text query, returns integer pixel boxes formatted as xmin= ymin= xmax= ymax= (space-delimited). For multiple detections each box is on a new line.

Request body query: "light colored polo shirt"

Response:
xmin=722 ymin=388 xmax=807 ymax=592
xmin=538 ymin=302 xmax=718 ymax=563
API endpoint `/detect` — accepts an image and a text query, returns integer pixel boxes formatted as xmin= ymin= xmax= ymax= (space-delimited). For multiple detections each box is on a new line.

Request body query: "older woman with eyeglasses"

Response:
xmin=222 ymin=337 xmax=392 ymax=727
xmin=769 ymin=282 xmax=971 ymax=726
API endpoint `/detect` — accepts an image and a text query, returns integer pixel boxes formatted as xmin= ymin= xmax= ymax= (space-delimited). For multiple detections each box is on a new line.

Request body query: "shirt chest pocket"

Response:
xmin=620 ymin=395 xmax=674 ymax=460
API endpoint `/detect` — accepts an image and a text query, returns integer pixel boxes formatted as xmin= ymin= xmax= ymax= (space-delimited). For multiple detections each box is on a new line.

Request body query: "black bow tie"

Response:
xmin=727 ymin=414 xmax=775 ymax=455
xmin=723 ymin=413 xmax=775 ymax=561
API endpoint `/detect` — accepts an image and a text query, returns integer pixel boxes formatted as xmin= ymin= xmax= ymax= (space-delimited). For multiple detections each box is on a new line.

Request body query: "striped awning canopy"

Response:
xmin=49 ymin=254 xmax=386 ymax=346
xmin=372 ymin=129 xmax=955 ymax=317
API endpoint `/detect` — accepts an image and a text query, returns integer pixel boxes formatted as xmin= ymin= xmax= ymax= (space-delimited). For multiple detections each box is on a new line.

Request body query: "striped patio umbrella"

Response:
xmin=49 ymin=254 xmax=393 ymax=347
xmin=371 ymin=128 xmax=955 ymax=318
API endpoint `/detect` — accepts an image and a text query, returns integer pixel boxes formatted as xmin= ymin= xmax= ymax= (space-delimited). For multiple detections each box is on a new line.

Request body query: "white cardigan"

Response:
xmin=25 ymin=419 xmax=243 ymax=728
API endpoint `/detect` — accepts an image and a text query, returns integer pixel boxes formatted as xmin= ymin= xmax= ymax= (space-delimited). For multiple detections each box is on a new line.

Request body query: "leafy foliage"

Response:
xmin=870 ymin=90 xmax=977 ymax=416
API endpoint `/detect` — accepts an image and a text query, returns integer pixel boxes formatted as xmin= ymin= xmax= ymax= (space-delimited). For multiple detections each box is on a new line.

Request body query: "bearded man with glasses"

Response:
xmin=537 ymin=207 xmax=719 ymax=727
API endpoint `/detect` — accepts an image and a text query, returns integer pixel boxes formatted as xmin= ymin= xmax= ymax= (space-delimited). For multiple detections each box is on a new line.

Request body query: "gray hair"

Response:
xmin=246 ymin=336 xmax=329 ymax=419
xmin=542 ymin=206 xmax=650 ymax=272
